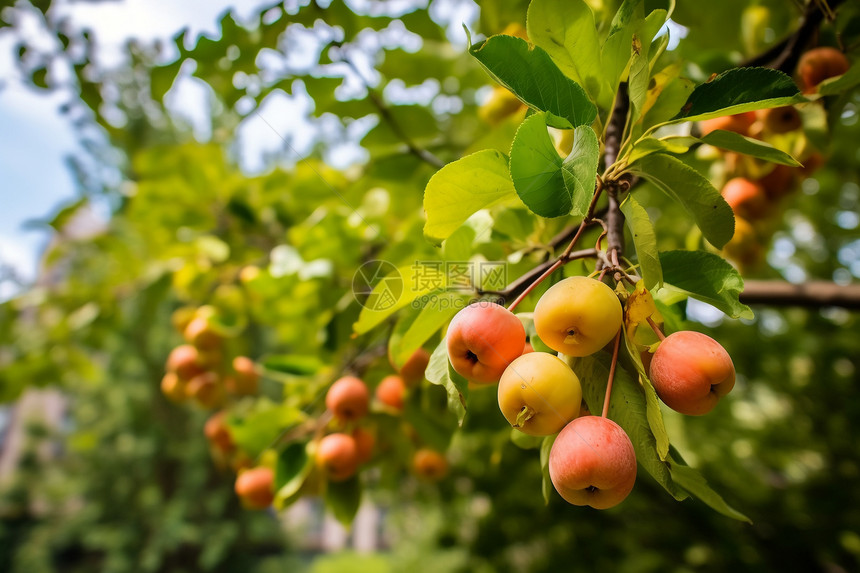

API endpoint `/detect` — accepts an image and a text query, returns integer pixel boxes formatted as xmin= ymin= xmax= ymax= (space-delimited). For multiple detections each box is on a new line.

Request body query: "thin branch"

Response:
xmin=740 ymin=280 xmax=860 ymax=309
xmin=602 ymin=329 xmax=623 ymax=418
xmin=741 ymin=0 xmax=846 ymax=73
xmin=342 ymin=55 xmax=444 ymax=169
xmin=481 ymin=248 xmax=598 ymax=300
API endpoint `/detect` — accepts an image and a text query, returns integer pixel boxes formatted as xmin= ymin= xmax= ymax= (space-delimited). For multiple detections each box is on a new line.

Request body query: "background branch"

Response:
xmin=740 ymin=280 xmax=860 ymax=309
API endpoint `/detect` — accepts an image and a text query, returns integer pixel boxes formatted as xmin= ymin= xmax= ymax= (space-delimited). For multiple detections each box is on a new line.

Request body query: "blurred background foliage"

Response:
xmin=0 ymin=0 xmax=859 ymax=572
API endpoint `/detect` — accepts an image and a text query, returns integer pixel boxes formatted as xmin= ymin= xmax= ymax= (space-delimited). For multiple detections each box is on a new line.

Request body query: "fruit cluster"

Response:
xmin=223 ymin=347 xmax=444 ymax=511
xmin=446 ymin=275 xmax=735 ymax=509
xmin=160 ymin=306 xmax=259 ymax=408
xmin=708 ymin=46 xmax=849 ymax=268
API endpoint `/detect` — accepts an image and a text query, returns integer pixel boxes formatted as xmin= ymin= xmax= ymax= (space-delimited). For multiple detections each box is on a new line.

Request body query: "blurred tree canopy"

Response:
xmin=1 ymin=0 xmax=859 ymax=572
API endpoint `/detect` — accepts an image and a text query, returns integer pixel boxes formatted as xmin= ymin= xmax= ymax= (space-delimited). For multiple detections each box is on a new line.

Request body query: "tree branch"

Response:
xmin=741 ymin=0 xmax=846 ymax=73
xmin=603 ymin=82 xmax=630 ymax=259
xmin=740 ymin=280 xmax=860 ymax=309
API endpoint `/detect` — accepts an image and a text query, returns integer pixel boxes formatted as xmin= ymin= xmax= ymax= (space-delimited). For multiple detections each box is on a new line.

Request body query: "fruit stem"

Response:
xmin=646 ymin=316 xmax=666 ymax=341
xmin=507 ymin=177 xmax=607 ymax=312
xmin=514 ymin=405 xmax=536 ymax=428
xmin=602 ymin=329 xmax=623 ymax=418
xmin=507 ymin=259 xmax=564 ymax=312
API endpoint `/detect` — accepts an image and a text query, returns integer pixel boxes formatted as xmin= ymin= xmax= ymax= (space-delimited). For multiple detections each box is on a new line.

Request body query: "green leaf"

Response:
xmin=627 ymin=154 xmax=735 ymax=249
xmin=620 ymin=194 xmax=662 ymax=290
xmin=325 ymin=475 xmax=362 ymax=526
xmin=670 ymin=67 xmax=804 ymax=123
xmin=659 ymin=250 xmax=754 ymax=320
xmin=228 ymin=400 xmax=304 ymax=458
xmin=668 ymin=456 xmax=752 ymax=523
xmin=352 ymin=262 xmax=443 ymax=335
xmin=526 ymin=0 xmax=603 ymax=100
xmin=151 ymin=60 xmax=181 ymax=102
xmin=511 ymin=428 xmax=544 ymax=450
xmin=561 ymin=126 xmax=600 ymax=217
xmin=392 ymin=293 xmax=467 ymax=367
xmin=425 ymin=338 xmax=469 ymax=425
xmin=540 ymin=433 xmax=557 ymax=505
xmin=564 ymin=353 xmax=686 ymax=500
xmin=263 ymin=354 xmax=325 ymax=376
xmin=423 ymin=150 xmax=518 ymax=245
xmin=700 ymin=130 xmax=801 ymax=166
xmin=509 ymin=113 xmax=567 ymax=217
xmin=628 ymin=136 xmax=694 ymax=164
xmin=818 ymin=62 xmax=860 ymax=95
xmin=509 ymin=113 xmax=598 ymax=218
xmin=274 ymin=441 xmax=313 ymax=508
xmin=468 ymin=34 xmax=597 ymax=128
xmin=403 ymin=388 xmax=458 ymax=451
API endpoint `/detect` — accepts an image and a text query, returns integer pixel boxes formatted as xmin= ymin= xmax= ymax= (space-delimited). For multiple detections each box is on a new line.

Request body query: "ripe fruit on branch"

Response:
xmin=375 ymin=375 xmax=407 ymax=411
xmin=204 ymin=411 xmax=234 ymax=453
xmin=184 ymin=317 xmax=222 ymax=350
xmin=548 ymin=416 xmax=637 ymax=509
xmin=722 ymin=217 xmax=763 ymax=269
xmin=533 ymin=277 xmax=622 ymax=357
xmin=478 ymin=86 xmax=526 ymax=126
xmin=412 ymin=448 xmax=449 ymax=481
xmin=230 ymin=356 xmax=259 ymax=395
xmin=352 ymin=426 xmax=375 ymax=464
xmin=235 ymin=466 xmax=275 ymax=509
xmin=326 ymin=376 xmax=370 ymax=423
xmin=649 ymin=331 xmax=736 ymax=416
xmin=316 ymin=433 xmax=360 ymax=482
xmin=446 ymin=302 xmax=526 ymax=384
xmin=399 ymin=348 xmax=430 ymax=386
xmin=758 ymin=106 xmax=801 ymax=134
xmin=798 ymin=47 xmax=850 ymax=93
xmin=186 ymin=371 xmax=223 ymax=409
xmin=166 ymin=344 xmax=205 ymax=381
xmin=721 ymin=177 xmax=768 ymax=219
xmin=160 ymin=372 xmax=186 ymax=402
xmin=757 ymin=164 xmax=796 ymax=200
xmin=699 ymin=112 xmax=756 ymax=136
xmin=498 ymin=352 xmax=582 ymax=436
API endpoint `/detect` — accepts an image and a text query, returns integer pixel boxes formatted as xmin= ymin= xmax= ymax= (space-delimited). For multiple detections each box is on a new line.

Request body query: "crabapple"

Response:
xmin=522 ymin=341 xmax=534 ymax=355
xmin=316 ymin=433 xmax=360 ymax=482
xmin=757 ymin=164 xmax=796 ymax=200
xmin=166 ymin=344 xmax=205 ymax=381
xmin=549 ymin=416 xmax=637 ymax=509
xmin=446 ymin=302 xmax=526 ymax=384
xmin=497 ymin=353 xmax=582 ymax=436
xmin=758 ymin=106 xmax=801 ymax=134
xmin=533 ymin=277 xmax=622 ymax=357
xmin=325 ymin=376 xmax=370 ymax=423
xmin=186 ymin=371 xmax=223 ymax=409
xmin=399 ymin=348 xmax=430 ymax=386
xmin=798 ymin=47 xmax=849 ymax=93
xmin=649 ymin=331 xmax=736 ymax=415
xmin=204 ymin=411 xmax=234 ymax=453
xmin=478 ymin=86 xmax=526 ymax=126
xmin=352 ymin=426 xmax=375 ymax=464
xmin=160 ymin=372 xmax=186 ymax=402
xmin=375 ymin=375 xmax=406 ymax=411
xmin=235 ymin=467 xmax=275 ymax=509
xmin=723 ymin=217 xmax=763 ymax=269
xmin=412 ymin=448 xmax=449 ymax=481
xmin=230 ymin=356 xmax=259 ymax=395
xmin=184 ymin=317 xmax=222 ymax=350
xmin=699 ymin=112 xmax=756 ymax=136
xmin=721 ymin=177 xmax=768 ymax=219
